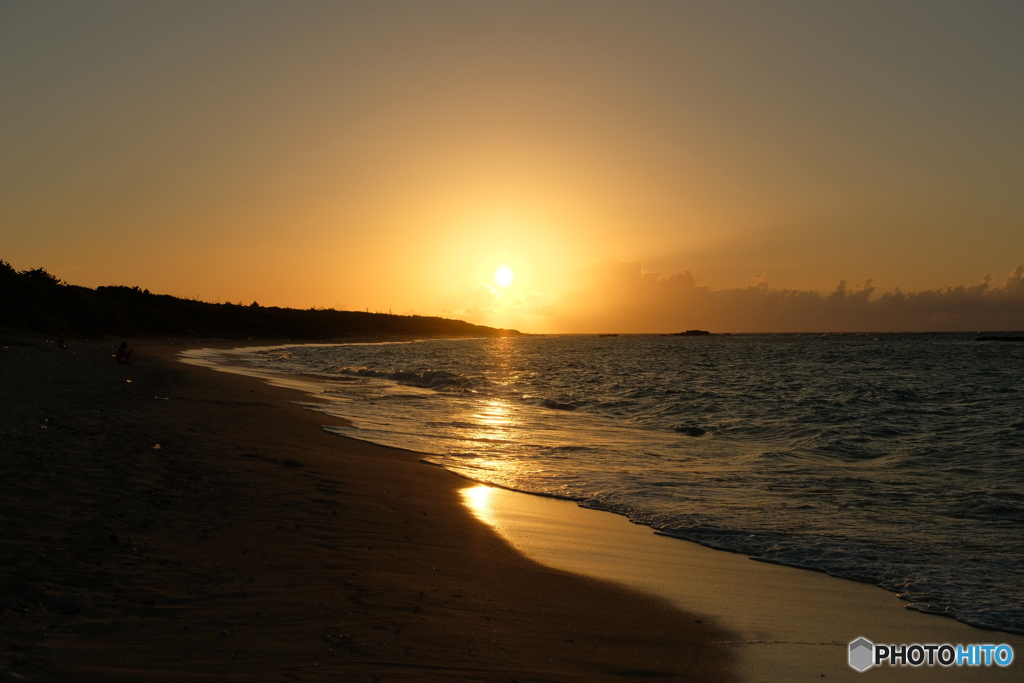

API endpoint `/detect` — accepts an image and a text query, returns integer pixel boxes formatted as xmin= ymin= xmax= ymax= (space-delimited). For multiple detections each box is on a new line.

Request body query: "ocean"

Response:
xmin=188 ymin=333 xmax=1024 ymax=635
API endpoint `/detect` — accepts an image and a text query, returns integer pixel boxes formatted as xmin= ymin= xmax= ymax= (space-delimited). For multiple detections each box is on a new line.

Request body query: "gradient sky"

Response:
xmin=3 ymin=1 xmax=1023 ymax=332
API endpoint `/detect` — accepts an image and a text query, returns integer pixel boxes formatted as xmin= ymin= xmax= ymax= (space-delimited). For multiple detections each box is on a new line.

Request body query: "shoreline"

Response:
xmin=186 ymin=340 xmax=1024 ymax=681
xmin=1 ymin=336 xmax=732 ymax=682
xmin=186 ymin=341 xmax=1024 ymax=639
xmin=462 ymin=484 xmax=1024 ymax=682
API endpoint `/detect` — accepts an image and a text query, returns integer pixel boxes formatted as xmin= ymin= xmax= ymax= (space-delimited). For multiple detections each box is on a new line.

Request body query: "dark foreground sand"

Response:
xmin=0 ymin=336 xmax=732 ymax=682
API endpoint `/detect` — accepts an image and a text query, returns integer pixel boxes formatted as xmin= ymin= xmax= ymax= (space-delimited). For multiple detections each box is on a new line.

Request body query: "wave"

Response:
xmin=540 ymin=398 xmax=577 ymax=411
xmin=335 ymin=366 xmax=484 ymax=392
xmin=673 ymin=424 xmax=708 ymax=437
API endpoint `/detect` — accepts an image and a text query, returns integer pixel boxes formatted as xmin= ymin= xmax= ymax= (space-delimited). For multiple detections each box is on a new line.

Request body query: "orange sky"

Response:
xmin=2 ymin=2 xmax=1023 ymax=332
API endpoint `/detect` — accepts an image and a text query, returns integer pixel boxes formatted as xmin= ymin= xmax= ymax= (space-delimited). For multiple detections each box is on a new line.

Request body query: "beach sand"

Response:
xmin=0 ymin=336 xmax=731 ymax=682
xmin=463 ymin=485 xmax=1024 ymax=682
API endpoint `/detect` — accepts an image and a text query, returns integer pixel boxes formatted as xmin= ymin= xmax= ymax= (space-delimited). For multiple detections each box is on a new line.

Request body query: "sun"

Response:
xmin=494 ymin=265 xmax=515 ymax=288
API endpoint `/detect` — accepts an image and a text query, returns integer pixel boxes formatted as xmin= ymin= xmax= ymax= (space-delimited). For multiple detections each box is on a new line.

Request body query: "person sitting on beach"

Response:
xmin=115 ymin=342 xmax=134 ymax=365
xmin=57 ymin=334 xmax=68 ymax=349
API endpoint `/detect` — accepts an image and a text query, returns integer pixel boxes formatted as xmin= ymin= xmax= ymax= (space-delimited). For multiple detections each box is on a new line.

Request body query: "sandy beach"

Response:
xmin=0 ymin=336 xmax=731 ymax=682
xmin=463 ymin=485 xmax=1024 ymax=682
xmin=3 ymin=335 xmax=1021 ymax=682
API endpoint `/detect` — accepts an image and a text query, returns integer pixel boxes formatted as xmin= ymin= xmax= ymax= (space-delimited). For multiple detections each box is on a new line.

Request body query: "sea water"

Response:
xmin=193 ymin=333 xmax=1024 ymax=634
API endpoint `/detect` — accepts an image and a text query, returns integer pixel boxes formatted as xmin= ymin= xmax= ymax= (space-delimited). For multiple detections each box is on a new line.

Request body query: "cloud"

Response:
xmin=540 ymin=259 xmax=1024 ymax=333
xmin=447 ymin=281 xmax=550 ymax=332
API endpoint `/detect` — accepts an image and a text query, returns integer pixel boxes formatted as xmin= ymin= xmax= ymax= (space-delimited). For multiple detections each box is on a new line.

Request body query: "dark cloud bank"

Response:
xmin=548 ymin=260 xmax=1024 ymax=333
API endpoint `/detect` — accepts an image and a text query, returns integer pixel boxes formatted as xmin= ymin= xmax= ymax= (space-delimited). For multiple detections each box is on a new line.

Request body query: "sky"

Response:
xmin=2 ymin=1 xmax=1023 ymax=333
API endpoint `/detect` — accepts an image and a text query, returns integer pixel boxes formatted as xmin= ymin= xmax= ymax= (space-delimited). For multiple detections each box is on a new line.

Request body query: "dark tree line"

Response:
xmin=0 ymin=260 xmax=520 ymax=339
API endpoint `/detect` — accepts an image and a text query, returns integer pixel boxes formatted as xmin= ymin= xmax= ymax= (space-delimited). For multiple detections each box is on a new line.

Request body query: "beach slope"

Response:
xmin=0 ymin=337 xmax=731 ymax=682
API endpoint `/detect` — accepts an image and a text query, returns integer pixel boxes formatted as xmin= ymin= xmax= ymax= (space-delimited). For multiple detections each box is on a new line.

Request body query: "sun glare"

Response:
xmin=494 ymin=266 xmax=515 ymax=288
xmin=460 ymin=485 xmax=497 ymax=526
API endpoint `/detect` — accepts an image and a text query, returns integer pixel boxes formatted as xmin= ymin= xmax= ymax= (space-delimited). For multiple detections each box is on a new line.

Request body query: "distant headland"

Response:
xmin=668 ymin=330 xmax=712 ymax=336
xmin=0 ymin=260 xmax=520 ymax=340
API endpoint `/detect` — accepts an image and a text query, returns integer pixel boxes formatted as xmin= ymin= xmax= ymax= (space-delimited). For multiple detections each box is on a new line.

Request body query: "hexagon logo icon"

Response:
xmin=849 ymin=637 xmax=874 ymax=672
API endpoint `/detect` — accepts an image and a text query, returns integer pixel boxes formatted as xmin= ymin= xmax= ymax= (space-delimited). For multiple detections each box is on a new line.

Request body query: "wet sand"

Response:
xmin=463 ymin=485 xmax=1024 ymax=682
xmin=0 ymin=336 xmax=731 ymax=682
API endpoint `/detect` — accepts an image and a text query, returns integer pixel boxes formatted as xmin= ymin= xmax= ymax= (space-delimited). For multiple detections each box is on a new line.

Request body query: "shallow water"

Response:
xmin=191 ymin=333 xmax=1024 ymax=634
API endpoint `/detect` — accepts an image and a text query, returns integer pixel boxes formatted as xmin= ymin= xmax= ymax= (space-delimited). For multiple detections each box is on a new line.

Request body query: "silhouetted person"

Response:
xmin=57 ymin=334 xmax=68 ymax=349
xmin=115 ymin=342 xmax=133 ymax=365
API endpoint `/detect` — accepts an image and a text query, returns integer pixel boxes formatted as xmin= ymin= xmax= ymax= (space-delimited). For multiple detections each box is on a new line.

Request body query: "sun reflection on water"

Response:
xmin=473 ymin=400 xmax=514 ymax=426
xmin=464 ymin=399 xmax=520 ymax=452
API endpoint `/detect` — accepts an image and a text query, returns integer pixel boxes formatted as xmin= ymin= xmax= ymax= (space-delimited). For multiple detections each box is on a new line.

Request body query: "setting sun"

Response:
xmin=494 ymin=266 xmax=514 ymax=288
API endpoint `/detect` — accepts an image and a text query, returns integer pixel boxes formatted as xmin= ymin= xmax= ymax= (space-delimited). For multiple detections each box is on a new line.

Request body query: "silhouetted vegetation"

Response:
xmin=0 ymin=260 xmax=520 ymax=339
